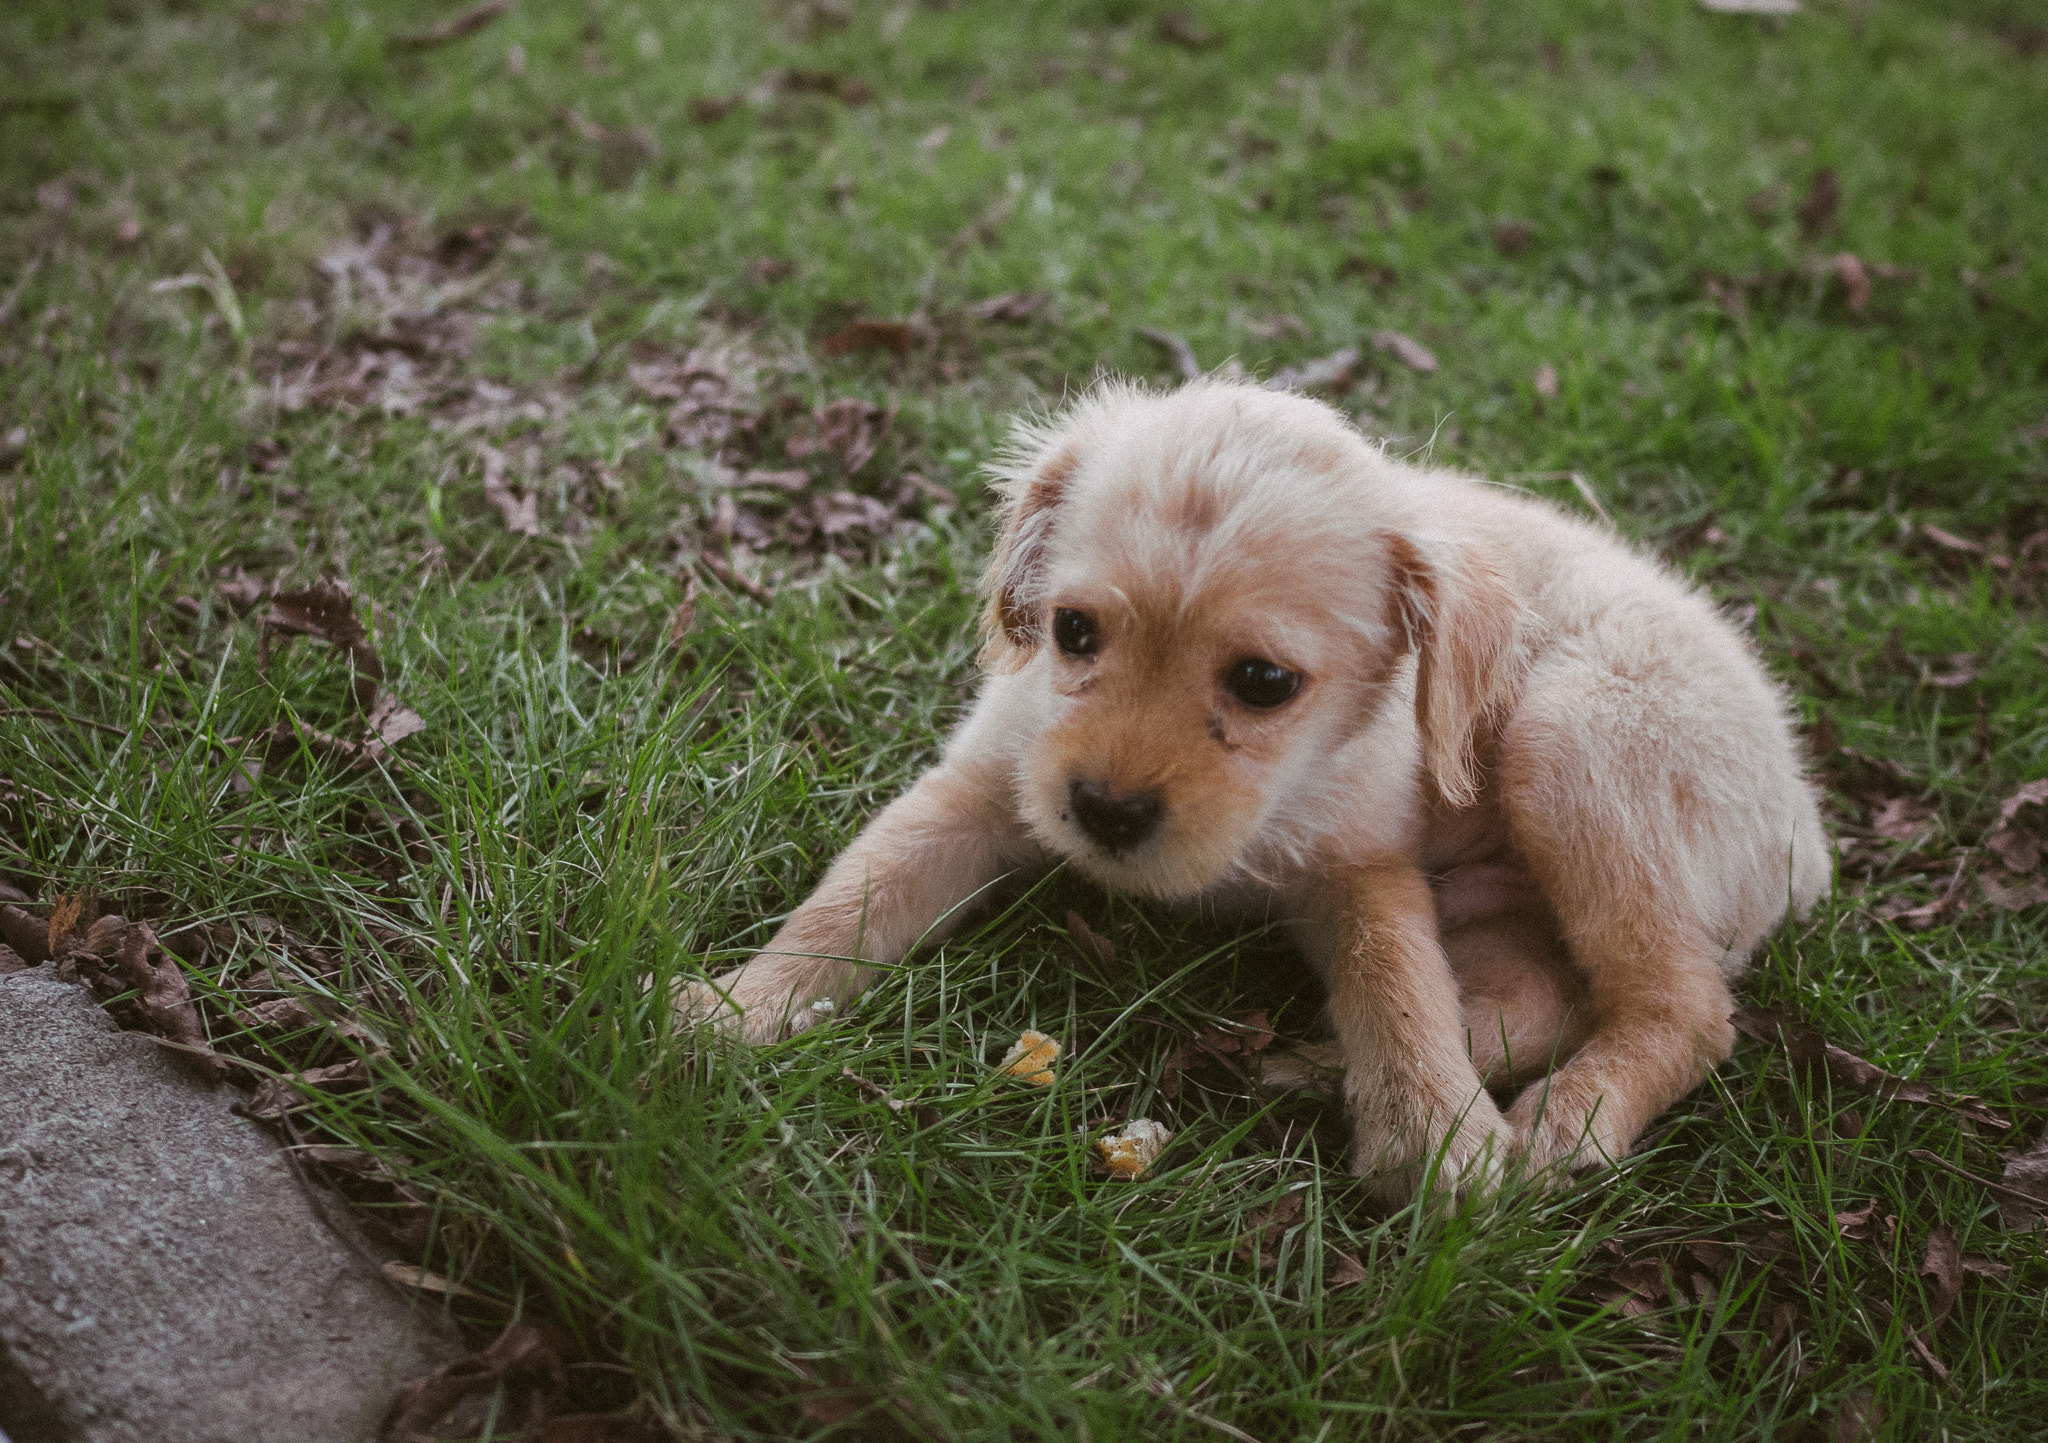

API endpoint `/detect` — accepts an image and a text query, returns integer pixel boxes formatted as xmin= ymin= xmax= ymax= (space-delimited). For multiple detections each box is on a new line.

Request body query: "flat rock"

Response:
xmin=0 ymin=969 xmax=462 ymax=1443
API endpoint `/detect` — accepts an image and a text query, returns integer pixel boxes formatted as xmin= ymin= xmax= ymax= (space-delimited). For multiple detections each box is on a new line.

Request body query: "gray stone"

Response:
xmin=0 ymin=969 xmax=463 ymax=1443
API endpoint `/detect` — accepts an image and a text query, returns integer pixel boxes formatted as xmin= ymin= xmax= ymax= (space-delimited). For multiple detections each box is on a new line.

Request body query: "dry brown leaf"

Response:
xmin=1920 ymin=522 xmax=1984 ymax=557
xmin=666 ymin=574 xmax=699 ymax=643
xmin=1236 ymin=1190 xmax=1305 ymax=1268
xmin=381 ymin=1261 xmax=507 ymax=1312
xmin=1582 ymin=1241 xmax=1669 ymax=1317
xmin=478 ymin=444 xmax=542 ymax=538
xmin=1829 ymin=252 xmax=1872 ymax=312
xmin=1732 ymin=1008 xmax=2010 ymax=1130
xmin=1920 ymin=1224 xmax=1963 ymax=1329
xmin=1265 ymin=347 xmax=1361 ymax=394
xmin=1997 ymin=1138 xmax=2048 ymax=1230
xmin=1980 ymin=872 xmax=2048 ymax=913
xmin=380 ymin=1321 xmax=566 ymax=1442
xmin=1327 ymin=1251 xmax=1369 ymax=1288
xmin=1155 ymin=10 xmax=1222 ymax=49
xmin=1161 ymin=1009 xmax=1282 ymax=1097
xmin=1796 ymin=168 xmax=1840 ymax=238
xmin=1095 ymin=1119 xmax=1172 ymax=1180
xmin=46 ymin=890 xmax=86 ymax=957
xmin=262 ymin=579 xmax=384 ymax=712
xmin=1534 ymin=362 xmax=1560 ymax=399
xmin=1923 ymin=653 xmax=1979 ymax=689
xmin=821 ymin=319 xmax=921 ymax=358
xmin=1869 ymin=795 xmax=1936 ymax=841
xmin=999 ymin=1030 xmax=1059 ymax=1086
xmin=1834 ymin=1390 xmax=1882 ymax=1443
xmin=100 ymin=919 xmax=227 ymax=1080
xmin=366 ymin=692 xmax=426 ymax=749
xmin=965 ymin=291 xmax=1046 ymax=323
xmin=690 ymin=94 xmax=743 ymax=124
xmin=215 ymin=568 xmax=267 ymax=612
xmin=1064 ymin=910 xmax=1116 ymax=971
xmin=1985 ymin=779 xmax=2048 ymax=874
xmin=784 ymin=397 xmax=890 ymax=475
xmin=387 ymin=0 xmax=511 ymax=52
xmin=1835 ymin=1199 xmax=1897 ymax=1246
xmin=1369 ymin=328 xmax=1439 ymax=373
xmin=1491 ymin=221 xmax=1534 ymax=257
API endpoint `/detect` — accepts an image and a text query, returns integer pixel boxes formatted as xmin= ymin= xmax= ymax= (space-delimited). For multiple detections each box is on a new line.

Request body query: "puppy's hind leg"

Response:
xmin=679 ymin=754 xmax=1033 ymax=1044
xmin=1443 ymin=912 xmax=1592 ymax=1091
xmin=1492 ymin=650 xmax=1788 ymax=1175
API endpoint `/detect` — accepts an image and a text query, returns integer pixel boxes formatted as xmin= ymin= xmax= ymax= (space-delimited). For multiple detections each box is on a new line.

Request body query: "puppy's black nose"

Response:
xmin=1069 ymin=779 xmax=1163 ymax=852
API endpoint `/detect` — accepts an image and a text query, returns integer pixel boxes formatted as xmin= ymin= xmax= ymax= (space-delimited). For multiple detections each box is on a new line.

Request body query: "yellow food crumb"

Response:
xmin=1095 ymin=1119 xmax=1172 ymax=1180
xmin=998 ymin=1030 xmax=1060 ymax=1086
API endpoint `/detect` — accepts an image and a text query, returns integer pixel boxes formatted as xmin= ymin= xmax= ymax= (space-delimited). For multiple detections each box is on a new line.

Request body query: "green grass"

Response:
xmin=4 ymin=0 xmax=2047 ymax=1438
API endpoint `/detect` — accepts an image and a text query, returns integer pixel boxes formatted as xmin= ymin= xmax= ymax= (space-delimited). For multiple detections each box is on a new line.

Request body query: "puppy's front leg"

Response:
xmin=680 ymin=755 xmax=1032 ymax=1044
xmin=1297 ymin=859 xmax=1513 ymax=1203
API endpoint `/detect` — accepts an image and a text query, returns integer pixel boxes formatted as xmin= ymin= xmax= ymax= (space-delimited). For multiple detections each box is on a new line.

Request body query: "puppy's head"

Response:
xmin=980 ymin=380 xmax=1520 ymax=900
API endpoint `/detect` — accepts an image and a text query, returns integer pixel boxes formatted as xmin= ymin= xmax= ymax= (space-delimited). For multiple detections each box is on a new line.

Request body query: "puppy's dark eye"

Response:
xmin=1053 ymin=608 xmax=1099 ymax=657
xmin=1224 ymin=658 xmax=1301 ymax=709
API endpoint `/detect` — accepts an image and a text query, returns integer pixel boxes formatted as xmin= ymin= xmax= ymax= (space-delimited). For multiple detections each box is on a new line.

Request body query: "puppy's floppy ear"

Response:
xmin=976 ymin=445 xmax=1078 ymax=672
xmin=1382 ymin=532 xmax=1525 ymax=808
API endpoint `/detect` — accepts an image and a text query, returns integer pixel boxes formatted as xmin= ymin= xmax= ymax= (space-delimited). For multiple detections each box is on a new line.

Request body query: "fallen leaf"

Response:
xmin=1582 ymin=1241 xmax=1669 ymax=1317
xmin=1533 ymin=362 xmax=1559 ymax=399
xmin=261 ymin=579 xmax=384 ymax=712
xmin=821 ymin=319 xmax=921 ymax=358
xmin=366 ymin=692 xmax=426 ymax=749
xmin=1732 ymin=1008 xmax=2010 ymax=1130
xmin=1919 ymin=522 xmax=1985 ymax=557
xmin=745 ymin=256 xmax=794 ymax=283
xmin=1835 ymin=1199 xmax=1896 ymax=1245
xmin=1253 ymin=1041 xmax=1345 ymax=1095
xmin=690 ymin=94 xmax=743 ymax=123
xmin=388 ymin=0 xmax=511 ymax=52
xmin=1869 ymin=796 xmax=1936 ymax=841
xmin=380 ymin=1321 xmax=566 ymax=1442
xmin=243 ymin=1057 xmax=374 ymax=1120
xmin=1064 ymin=910 xmax=1116 ymax=971
xmin=1834 ymin=1390 xmax=1882 ymax=1443
xmin=1984 ymin=779 xmax=2048 ymax=874
xmin=1161 ymin=1010 xmax=1282 ymax=1097
xmin=696 ymin=549 xmax=774 ymax=605
xmin=1265 ymin=347 xmax=1361 ymax=394
xmin=784 ymin=397 xmax=890 ymax=475
xmin=1981 ymin=872 xmax=2048 ymax=913
xmin=666 ymin=574 xmax=699 ymax=643
xmin=97 ymin=919 xmax=227 ymax=1080
xmin=215 ymin=568 xmax=267 ymax=612
xmin=1138 ymin=326 xmax=1202 ymax=382
xmin=1830 ymin=252 xmax=1872 ymax=312
xmin=999 ymin=1030 xmax=1060 ymax=1086
xmin=1923 ymin=653 xmax=1979 ymax=689
xmin=1327 ymin=1251 xmax=1369 ymax=1288
xmin=1155 ymin=10 xmax=1222 ymax=49
xmin=1490 ymin=220 xmax=1534 ymax=257
xmin=1236 ymin=1190 xmax=1305 ymax=1268
xmin=1795 ymin=168 xmax=1840 ymax=238
xmin=478 ymin=444 xmax=542 ymax=538
xmin=1095 ymin=1118 xmax=1172 ymax=1180
xmin=965 ymin=291 xmax=1045 ymax=323
xmin=46 ymin=890 xmax=86 ymax=957
xmin=1338 ymin=257 xmax=1397 ymax=287
xmin=1369 ymin=328 xmax=1439 ymax=373
xmin=1997 ymin=1138 xmax=2048 ymax=1230
xmin=381 ymin=1261 xmax=507 ymax=1312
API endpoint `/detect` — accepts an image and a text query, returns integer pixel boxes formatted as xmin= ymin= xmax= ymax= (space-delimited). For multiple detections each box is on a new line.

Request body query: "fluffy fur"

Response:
xmin=681 ymin=379 xmax=1829 ymax=1201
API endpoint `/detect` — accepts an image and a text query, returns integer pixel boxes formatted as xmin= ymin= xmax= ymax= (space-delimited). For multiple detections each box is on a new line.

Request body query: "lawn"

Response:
xmin=3 ymin=0 xmax=2046 ymax=1438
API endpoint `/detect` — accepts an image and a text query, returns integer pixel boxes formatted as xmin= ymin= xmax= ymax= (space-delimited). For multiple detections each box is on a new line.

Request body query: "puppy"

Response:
xmin=682 ymin=379 xmax=1828 ymax=1201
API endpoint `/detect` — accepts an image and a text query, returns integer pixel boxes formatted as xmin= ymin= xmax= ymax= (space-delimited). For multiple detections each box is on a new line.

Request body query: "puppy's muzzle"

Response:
xmin=1068 ymin=779 xmax=1163 ymax=852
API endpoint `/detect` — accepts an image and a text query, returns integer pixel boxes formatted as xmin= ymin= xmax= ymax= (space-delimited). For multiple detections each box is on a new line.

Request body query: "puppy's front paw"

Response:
xmin=675 ymin=959 xmax=835 ymax=1046
xmin=1347 ymin=1082 xmax=1514 ymax=1204
xmin=1503 ymin=1071 xmax=1624 ymax=1180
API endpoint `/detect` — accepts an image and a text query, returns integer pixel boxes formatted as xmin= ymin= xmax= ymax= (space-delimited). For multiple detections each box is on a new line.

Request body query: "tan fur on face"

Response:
xmin=681 ymin=379 xmax=1830 ymax=1202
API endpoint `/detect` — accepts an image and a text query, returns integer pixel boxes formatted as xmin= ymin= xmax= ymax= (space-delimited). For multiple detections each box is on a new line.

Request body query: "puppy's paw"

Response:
xmin=1347 ymin=1086 xmax=1514 ymax=1204
xmin=1502 ymin=1072 xmax=1624 ymax=1180
xmin=675 ymin=961 xmax=835 ymax=1046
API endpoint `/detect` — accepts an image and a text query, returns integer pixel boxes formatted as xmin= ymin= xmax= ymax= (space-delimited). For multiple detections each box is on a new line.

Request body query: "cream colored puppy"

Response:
xmin=682 ymin=379 xmax=1828 ymax=1201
